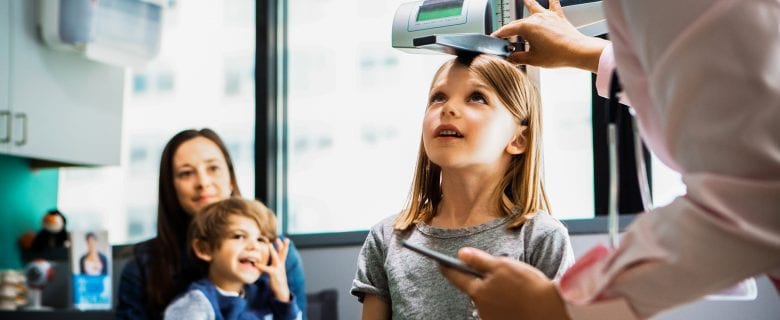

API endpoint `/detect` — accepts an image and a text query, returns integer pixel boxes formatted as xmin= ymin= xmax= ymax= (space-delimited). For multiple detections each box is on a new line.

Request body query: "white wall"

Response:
xmin=299 ymin=234 xmax=780 ymax=319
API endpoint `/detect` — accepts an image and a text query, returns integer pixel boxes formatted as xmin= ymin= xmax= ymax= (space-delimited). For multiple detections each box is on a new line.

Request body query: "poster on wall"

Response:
xmin=70 ymin=230 xmax=111 ymax=310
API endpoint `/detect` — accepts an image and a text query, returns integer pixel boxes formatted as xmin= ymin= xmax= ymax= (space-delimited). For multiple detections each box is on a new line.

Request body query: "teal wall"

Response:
xmin=0 ymin=154 xmax=59 ymax=269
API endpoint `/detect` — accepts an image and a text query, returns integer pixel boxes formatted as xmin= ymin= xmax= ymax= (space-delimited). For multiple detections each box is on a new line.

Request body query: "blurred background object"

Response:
xmin=29 ymin=210 xmax=70 ymax=253
xmin=22 ymin=259 xmax=53 ymax=310
xmin=0 ymin=270 xmax=27 ymax=310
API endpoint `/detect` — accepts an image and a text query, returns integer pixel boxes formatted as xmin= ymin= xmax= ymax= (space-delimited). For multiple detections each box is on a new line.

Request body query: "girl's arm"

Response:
xmin=362 ymin=294 xmax=390 ymax=320
xmin=528 ymin=227 xmax=575 ymax=280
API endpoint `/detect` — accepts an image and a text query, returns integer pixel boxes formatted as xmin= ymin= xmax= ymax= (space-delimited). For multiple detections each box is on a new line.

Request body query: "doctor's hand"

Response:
xmin=492 ymin=0 xmax=608 ymax=72
xmin=439 ymin=247 xmax=570 ymax=320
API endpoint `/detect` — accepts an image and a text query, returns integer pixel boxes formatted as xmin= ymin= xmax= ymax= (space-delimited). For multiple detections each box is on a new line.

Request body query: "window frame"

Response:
xmin=256 ymin=1 xmax=645 ymax=248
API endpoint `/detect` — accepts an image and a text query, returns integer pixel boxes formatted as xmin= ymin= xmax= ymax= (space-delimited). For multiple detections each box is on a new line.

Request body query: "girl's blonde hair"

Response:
xmin=394 ymin=54 xmax=550 ymax=230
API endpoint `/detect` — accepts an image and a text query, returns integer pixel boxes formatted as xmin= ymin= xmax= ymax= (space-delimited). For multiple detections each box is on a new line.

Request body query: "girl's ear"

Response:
xmin=192 ymin=239 xmax=213 ymax=262
xmin=506 ymin=125 xmax=528 ymax=155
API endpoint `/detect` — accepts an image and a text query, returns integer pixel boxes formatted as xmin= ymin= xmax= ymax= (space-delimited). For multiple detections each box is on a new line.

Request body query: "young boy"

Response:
xmin=164 ymin=198 xmax=300 ymax=320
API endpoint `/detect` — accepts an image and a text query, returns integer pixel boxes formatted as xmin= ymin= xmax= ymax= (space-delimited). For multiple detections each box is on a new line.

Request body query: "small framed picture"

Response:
xmin=69 ymin=230 xmax=111 ymax=310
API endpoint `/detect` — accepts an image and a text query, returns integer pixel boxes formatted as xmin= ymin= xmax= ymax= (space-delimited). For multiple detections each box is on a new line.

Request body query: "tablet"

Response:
xmin=400 ymin=239 xmax=485 ymax=278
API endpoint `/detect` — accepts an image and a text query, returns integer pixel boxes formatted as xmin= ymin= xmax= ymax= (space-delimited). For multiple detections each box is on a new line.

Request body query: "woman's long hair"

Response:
xmin=144 ymin=128 xmax=240 ymax=314
xmin=395 ymin=54 xmax=550 ymax=230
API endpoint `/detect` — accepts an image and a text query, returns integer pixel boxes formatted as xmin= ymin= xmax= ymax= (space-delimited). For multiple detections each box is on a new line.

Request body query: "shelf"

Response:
xmin=0 ymin=310 xmax=112 ymax=320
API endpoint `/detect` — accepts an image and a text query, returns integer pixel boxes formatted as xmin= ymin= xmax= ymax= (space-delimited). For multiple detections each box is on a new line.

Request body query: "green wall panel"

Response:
xmin=0 ymin=154 xmax=59 ymax=269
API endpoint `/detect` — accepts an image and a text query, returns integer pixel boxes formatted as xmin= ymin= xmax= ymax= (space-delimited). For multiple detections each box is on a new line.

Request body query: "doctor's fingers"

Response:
xmin=492 ymin=13 xmax=576 ymax=48
xmin=548 ymin=0 xmax=564 ymax=13
xmin=441 ymin=252 xmax=551 ymax=310
xmin=457 ymin=247 xmax=503 ymax=272
xmin=524 ymin=0 xmax=565 ymax=16
xmin=457 ymin=247 xmax=550 ymax=287
xmin=523 ymin=0 xmax=547 ymax=14
xmin=439 ymin=264 xmax=481 ymax=297
xmin=438 ymin=248 xmax=500 ymax=294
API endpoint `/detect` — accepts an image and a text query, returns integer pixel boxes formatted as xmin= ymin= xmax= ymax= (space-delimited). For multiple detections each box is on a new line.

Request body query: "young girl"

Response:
xmin=164 ymin=198 xmax=300 ymax=320
xmin=351 ymin=54 xmax=575 ymax=319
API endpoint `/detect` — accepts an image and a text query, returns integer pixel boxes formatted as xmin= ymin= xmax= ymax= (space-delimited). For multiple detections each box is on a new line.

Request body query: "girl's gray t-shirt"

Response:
xmin=351 ymin=211 xmax=575 ymax=320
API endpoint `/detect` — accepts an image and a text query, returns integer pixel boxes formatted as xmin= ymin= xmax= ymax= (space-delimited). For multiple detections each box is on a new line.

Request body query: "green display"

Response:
xmin=417 ymin=2 xmax=463 ymax=22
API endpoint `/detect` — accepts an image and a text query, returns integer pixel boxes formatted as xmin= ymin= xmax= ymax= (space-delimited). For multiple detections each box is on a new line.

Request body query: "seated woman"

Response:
xmin=116 ymin=128 xmax=306 ymax=319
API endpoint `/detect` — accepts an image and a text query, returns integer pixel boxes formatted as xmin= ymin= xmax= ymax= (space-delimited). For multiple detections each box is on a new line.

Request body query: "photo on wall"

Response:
xmin=69 ymin=230 xmax=111 ymax=310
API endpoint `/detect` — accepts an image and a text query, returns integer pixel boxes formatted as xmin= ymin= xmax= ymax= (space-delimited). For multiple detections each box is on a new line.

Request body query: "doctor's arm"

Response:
xmin=445 ymin=1 xmax=780 ymax=319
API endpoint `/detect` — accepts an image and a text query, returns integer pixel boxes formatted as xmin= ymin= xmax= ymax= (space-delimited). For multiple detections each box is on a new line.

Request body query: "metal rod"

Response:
xmin=631 ymin=115 xmax=653 ymax=212
xmin=607 ymin=123 xmax=619 ymax=249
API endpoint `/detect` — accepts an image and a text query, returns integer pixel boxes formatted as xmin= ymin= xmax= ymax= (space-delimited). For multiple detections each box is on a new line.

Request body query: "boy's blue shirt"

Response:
xmin=189 ymin=277 xmax=300 ymax=320
xmin=116 ymin=237 xmax=307 ymax=320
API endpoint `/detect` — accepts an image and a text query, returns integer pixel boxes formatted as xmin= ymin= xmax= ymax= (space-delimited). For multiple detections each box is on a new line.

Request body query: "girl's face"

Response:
xmin=198 ymin=215 xmax=271 ymax=293
xmin=172 ymin=137 xmax=233 ymax=215
xmin=423 ymin=64 xmax=526 ymax=171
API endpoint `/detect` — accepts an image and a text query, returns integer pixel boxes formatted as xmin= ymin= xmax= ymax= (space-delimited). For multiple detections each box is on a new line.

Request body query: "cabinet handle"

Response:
xmin=14 ymin=113 xmax=27 ymax=146
xmin=0 ymin=111 xmax=9 ymax=143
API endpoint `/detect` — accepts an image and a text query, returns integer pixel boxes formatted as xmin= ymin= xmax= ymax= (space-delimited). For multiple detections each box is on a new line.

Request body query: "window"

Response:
xmin=283 ymin=0 xmax=450 ymax=234
xmin=58 ymin=0 xmax=256 ymax=244
xmin=651 ymin=155 xmax=686 ymax=208
xmin=275 ymin=0 xmax=596 ymax=237
xmin=537 ymin=68 xmax=594 ymax=220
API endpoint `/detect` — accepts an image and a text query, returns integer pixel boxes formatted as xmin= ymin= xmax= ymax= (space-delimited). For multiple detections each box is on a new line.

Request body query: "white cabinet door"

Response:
xmin=0 ymin=0 xmax=10 ymax=154
xmin=5 ymin=0 xmax=124 ymax=166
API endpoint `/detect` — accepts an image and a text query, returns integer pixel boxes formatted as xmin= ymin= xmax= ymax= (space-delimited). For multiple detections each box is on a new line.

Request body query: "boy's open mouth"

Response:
xmin=239 ymin=257 xmax=257 ymax=268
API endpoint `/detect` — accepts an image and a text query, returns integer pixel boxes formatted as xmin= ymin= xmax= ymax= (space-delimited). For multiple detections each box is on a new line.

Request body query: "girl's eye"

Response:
xmin=232 ymin=234 xmax=245 ymax=240
xmin=429 ymin=93 xmax=446 ymax=105
xmin=208 ymin=165 xmax=221 ymax=173
xmin=469 ymin=92 xmax=487 ymax=104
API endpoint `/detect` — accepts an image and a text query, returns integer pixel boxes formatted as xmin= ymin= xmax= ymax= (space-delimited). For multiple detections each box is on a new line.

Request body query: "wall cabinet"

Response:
xmin=0 ymin=1 xmax=10 ymax=155
xmin=0 ymin=0 xmax=124 ymax=166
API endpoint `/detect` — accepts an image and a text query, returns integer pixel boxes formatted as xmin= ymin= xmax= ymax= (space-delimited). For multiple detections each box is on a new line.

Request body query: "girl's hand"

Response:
xmin=257 ymin=238 xmax=291 ymax=302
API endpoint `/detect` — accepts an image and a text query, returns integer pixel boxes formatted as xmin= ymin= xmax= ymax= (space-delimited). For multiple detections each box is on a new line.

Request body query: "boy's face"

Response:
xmin=423 ymin=64 xmax=526 ymax=171
xmin=204 ymin=215 xmax=271 ymax=293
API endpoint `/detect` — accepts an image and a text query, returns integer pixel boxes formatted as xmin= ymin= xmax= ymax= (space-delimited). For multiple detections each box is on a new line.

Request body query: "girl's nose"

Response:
xmin=441 ymin=103 xmax=459 ymax=117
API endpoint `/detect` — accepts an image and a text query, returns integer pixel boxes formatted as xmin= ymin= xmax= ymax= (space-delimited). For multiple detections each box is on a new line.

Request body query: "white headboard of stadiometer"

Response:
xmin=391 ymin=0 xmax=605 ymax=61
xmin=36 ymin=0 xmax=165 ymax=68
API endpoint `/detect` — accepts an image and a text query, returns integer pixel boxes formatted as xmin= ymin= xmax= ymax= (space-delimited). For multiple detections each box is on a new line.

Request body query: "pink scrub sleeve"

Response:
xmin=559 ymin=0 xmax=780 ymax=318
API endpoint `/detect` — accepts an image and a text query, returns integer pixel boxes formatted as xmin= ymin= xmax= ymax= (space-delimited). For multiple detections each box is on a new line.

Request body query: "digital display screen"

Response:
xmin=416 ymin=0 xmax=464 ymax=22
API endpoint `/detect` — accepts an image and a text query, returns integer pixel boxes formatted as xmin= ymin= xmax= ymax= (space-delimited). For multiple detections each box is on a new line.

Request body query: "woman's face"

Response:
xmin=172 ymin=137 xmax=234 ymax=215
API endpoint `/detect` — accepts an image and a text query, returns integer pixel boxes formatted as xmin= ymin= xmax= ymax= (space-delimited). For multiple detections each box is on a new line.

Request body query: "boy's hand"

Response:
xmin=257 ymin=238 xmax=291 ymax=302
